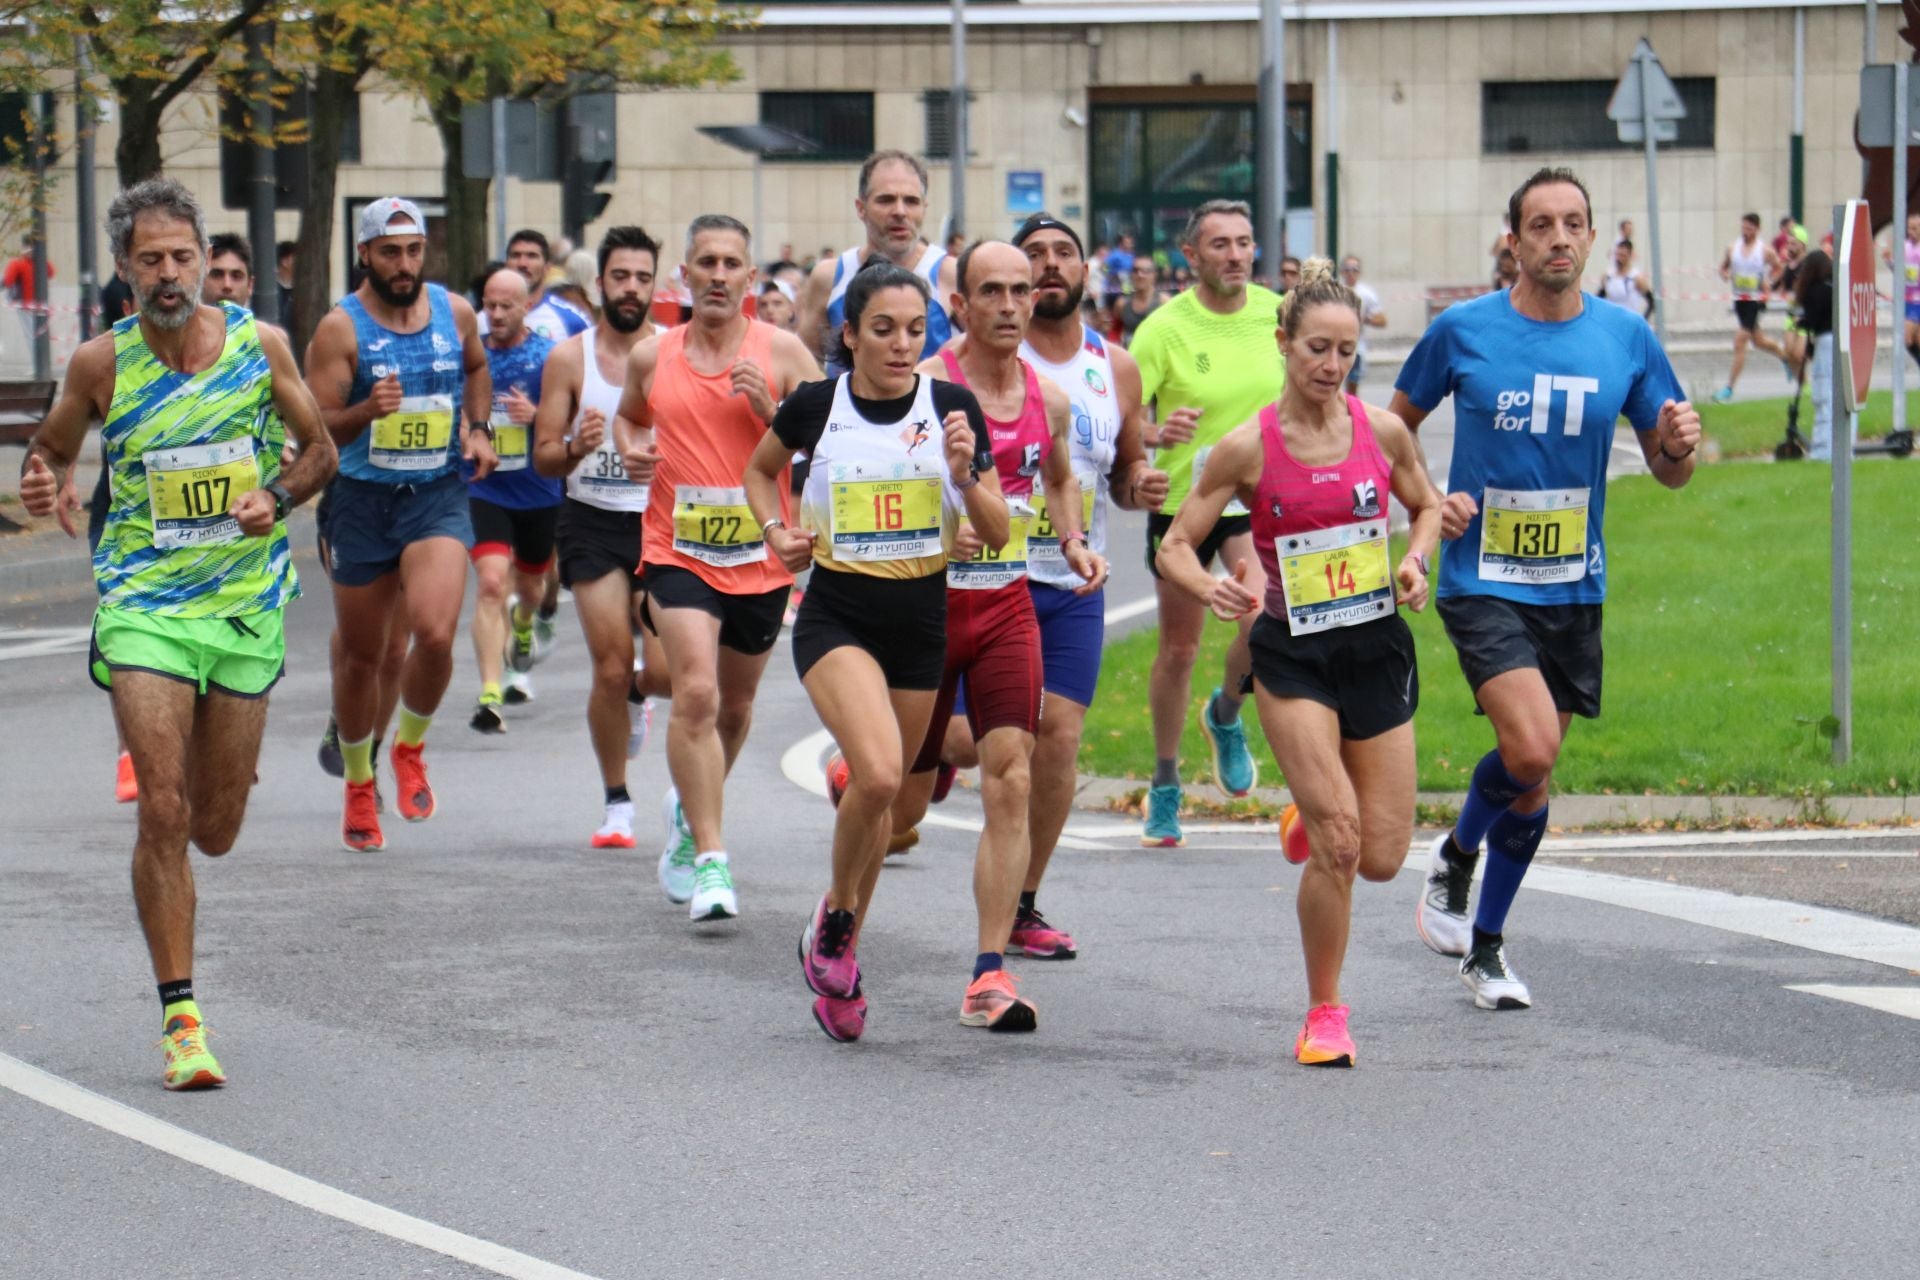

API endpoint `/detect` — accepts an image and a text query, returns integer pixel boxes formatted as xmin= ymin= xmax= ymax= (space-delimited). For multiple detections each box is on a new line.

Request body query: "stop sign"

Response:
xmin=1838 ymin=198 xmax=1876 ymax=410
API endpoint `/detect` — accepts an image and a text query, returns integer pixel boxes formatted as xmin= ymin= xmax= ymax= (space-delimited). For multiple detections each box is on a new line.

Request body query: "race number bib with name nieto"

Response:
xmin=949 ymin=501 xmax=1033 ymax=590
xmin=1276 ymin=520 xmax=1393 ymax=636
xmin=490 ymin=407 xmax=529 ymax=472
xmin=827 ymin=460 xmax=944 ymax=562
xmin=370 ymin=394 xmax=454 ymax=472
xmin=146 ymin=438 xmax=260 ymax=550
xmin=1478 ymin=486 xmax=1590 ymax=586
xmin=1193 ymin=443 xmax=1248 ymax=516
xmin=672 ymin=485 xmax=766 ymax=568
xmin=1027 ymin=472 xmax=1097 ymax=571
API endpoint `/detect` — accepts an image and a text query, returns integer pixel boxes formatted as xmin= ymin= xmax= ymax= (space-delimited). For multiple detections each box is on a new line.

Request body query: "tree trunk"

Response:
xmin=113 ymin=79 xmax=165 ymax=186
xmin=293 ymin=33 xmax=368 ymax=362
xmin=434 ymin=93 xmax=492 ymax=298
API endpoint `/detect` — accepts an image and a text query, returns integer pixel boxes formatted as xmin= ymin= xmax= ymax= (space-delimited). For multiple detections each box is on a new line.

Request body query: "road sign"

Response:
xmin=1857 ymin=64 xmax=1920 ymax=146
xmin=1838 ymin=199 xmax=1876 ymax=411
xmin=1608 ymin=38 xmax=1686 ymax=127
xmin=1615 ymin=119 xmax=1679 ymax=144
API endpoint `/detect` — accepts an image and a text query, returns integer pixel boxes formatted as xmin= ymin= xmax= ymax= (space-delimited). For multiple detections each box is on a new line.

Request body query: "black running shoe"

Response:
xmin=469 ymin=699 xmax=507 ymax=734
xmin=317 ymin=717 xmax=345 ymax=778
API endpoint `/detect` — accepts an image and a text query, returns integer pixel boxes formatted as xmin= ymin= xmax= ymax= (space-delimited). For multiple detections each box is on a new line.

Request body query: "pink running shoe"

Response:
xmin=799 ymin=896 xmax=860 ymax=998
xmin=812 ymin=991 xmax=867 ymax=1042
xmin=825 ymin=751 xmax=849 ymax=808
xmin=1279 ymin=803 xmax=1311 ymax=865
xmin=1295 ymin=1003 xmax=1356 ymax=1067
xmin=1007 ymin=905 xmax=1078 ymax=959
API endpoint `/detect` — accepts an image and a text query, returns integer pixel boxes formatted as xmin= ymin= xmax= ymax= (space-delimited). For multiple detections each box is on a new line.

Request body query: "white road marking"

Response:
xmin=1784 ymin=985 xmax=1920 ymax=1020
xmin=0 ymin=1051 xmax=603 ymax=1280
xmin=1103 ymin=593 xmax=1159 ymax=626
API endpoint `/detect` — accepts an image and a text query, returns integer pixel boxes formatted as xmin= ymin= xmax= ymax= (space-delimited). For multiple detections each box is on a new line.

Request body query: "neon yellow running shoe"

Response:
xmin=160 ymin=1014 xmax=226 ymax=1091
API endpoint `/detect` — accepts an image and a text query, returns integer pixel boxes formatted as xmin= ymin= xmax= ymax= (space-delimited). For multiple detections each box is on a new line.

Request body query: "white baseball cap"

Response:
xmin=357 ymin=197 xmax=427 ymax=246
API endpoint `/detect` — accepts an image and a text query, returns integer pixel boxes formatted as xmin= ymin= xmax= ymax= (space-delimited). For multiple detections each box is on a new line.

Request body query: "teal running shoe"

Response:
xmin=1201 ymin=688 xmax=1258 ymax=798
xmin=1141 ymin=783 xmax=1185 ymax=848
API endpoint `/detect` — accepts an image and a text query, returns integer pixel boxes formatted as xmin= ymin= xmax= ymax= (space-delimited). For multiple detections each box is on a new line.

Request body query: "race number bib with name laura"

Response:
xmin=949 ymin=501 xmax=1033 ymax=590
xmin=672 ymin=485 xmax=765 ymax=568
xmin=370 ymin=394 xmax=454 ymax=472
xmin=1276 ymin=520 xmax=1393 ymax=636
xmin=1479 ymin=486 xmax=1589 ymax=586
xmin=145 ymin=438 xmax=260 ymax=550
xmin=827 ymin=460 xmax=944 ymax=562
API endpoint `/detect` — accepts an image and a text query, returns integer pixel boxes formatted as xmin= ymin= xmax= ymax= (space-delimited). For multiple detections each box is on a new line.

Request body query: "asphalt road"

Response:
xmin=4 ymin=516 xmax=1919 ymax=1279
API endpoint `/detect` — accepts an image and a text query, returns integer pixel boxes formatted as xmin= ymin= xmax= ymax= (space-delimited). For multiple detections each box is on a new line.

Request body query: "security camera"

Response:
xmin=1063 ymin=106 xmax=1086 ymax=128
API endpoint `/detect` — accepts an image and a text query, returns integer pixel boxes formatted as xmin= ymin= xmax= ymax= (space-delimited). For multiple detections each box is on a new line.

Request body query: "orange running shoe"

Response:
xmin=1295 ymin=1003 xmax=1357 ymax=1067
xmin=342 ymin=779 xmax=385 ymax=851
xmin=390 ymin=742 xmax=436 ymax=822
xmin=886 ymin=827 xmax=919 ymax=857
xmin=825 ymin=750 xmax=849 ymax=807
xmin=115 ymin=751 xmax=139 ymax=804
xmin=959 ymin=970 xmax=1037 ymax=1032
xmin=1279 ymin=803 xmax=1310 ymax=865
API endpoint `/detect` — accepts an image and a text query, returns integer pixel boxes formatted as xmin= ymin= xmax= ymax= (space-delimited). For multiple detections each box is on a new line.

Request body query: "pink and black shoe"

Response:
xmin=1007 ymin=905 xmax=1078 ymax=960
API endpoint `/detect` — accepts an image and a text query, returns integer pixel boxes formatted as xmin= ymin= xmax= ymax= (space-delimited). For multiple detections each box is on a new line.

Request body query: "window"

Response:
xmin=219 ymin=81 xmax=362 ymax=210
xmin=758 ymin=92 xmax=873 ymax=161
xmin=921 ymin=89 xmax=976 ymax=159
xmin=0 ymin=93 xmax=39 ymax=166
xmin=1482 ymin=78 xmax=1715 ymax=154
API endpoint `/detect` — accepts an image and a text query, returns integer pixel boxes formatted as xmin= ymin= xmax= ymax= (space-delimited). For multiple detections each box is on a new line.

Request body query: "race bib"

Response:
xmin=145 ymin=438 xmax=260 ymax=550
xmin=1027 ymin=472 xmax=1097 ymax=571
xmin=949 ymin=501 xmax=1033 ymax=590
xmin=672 ymin=485 xmax=765 ymax=568
xmin=490 ymin=406 xmax=529 ymax=473
xmin=1276 ymin=520 xmax=1393 ymax=636
xmin=1906 ymin=263 xmax=1917 ymax=285
xmin=1193 ymin=443 xmax=1248 ymax=516
xmin=370 ymin=394 xmax=454 ymax=472
xmin=568 ymin=440 xmax=649 ymax=511
xmin=1479 ymin=486 xmax=1590 ymax=585
xmin=1733 ymin=272 xmax=1762 ymax=293
xmin=827 ymin=460 xmax=944 ymax=562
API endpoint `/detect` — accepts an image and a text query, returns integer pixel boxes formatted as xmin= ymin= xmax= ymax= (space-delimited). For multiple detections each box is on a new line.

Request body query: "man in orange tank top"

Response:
xmin=616 ymin=214 xmax=821 ymax=923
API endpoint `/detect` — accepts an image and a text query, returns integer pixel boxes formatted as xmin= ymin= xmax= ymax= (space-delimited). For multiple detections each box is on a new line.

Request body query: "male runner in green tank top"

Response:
xmin=1129 ymin=199 xmax=1286 ymax=846
xmin=19 ymin=178 xmax=336 ymax=1090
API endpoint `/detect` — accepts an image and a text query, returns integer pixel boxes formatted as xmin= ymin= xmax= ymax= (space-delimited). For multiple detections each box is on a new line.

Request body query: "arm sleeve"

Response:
xmin=932 ymin=381 xmax=994 ymax=471
xmin=772 ymin=378 xmax=836 ymax=453
xmin=1623 ymin=324 xmax=1686 ymax=434
xmin=1392 ymin=314 xmax=1454 ymax=412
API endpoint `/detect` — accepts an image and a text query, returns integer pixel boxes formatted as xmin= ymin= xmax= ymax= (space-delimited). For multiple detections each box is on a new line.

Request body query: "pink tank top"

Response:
xmin=1252 ymin=396 xmax=1397 ymax=626
xmin=940 ymin=348 xmax=1051 ymax=498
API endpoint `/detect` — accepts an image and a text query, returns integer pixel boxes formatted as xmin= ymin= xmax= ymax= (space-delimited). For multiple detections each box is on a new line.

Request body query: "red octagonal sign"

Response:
xmin=1839 ymin=199 xmax=1876 ymax=410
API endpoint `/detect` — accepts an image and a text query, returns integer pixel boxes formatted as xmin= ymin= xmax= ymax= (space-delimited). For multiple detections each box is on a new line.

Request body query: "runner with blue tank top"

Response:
xmin=18 ymin=177 xmax=337 ymax=1090
xmin=305 ymin=197 xmax=496 ymax=854
xmin=1389 ymin=168 xmax=1701 ymax=1011
xmin=467 ymin=267 xmax=560 ymax=732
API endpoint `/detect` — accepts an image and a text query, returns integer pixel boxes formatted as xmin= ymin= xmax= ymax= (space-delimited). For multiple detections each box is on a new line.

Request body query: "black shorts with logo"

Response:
xmin=556 ymin=499 xmax=643 ymax=591
xmin=469 ymin=496 xmax=559 ymax=572
xmin=1250 ymin=610 xmax=1418 ymax=741
xmin=640 ymin=562 xmax=789 ymax=657
xmin=792 ymin=566 xmax=947 ymax=691
xmin=1145 ymin=510 xmax=1252 ymax=579
xmin=1437 ymin=594 xmax=1604 ymax=719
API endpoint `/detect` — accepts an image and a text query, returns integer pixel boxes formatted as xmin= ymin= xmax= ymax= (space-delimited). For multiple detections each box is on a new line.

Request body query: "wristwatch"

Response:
xmin=267 ymin=481 xmax=294 ymax=522
xmin=1411 ymin=551 xmax=1431 ymax=575
xmin=470 ymin=420 xmax=495 ymax=442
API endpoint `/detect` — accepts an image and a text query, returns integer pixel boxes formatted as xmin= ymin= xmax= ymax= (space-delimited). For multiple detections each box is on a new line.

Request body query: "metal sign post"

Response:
xmin=1609 ymin=39 xmax=1685 ymax=346
xmin=1895 ymin=62 xmax=1908 ymax=441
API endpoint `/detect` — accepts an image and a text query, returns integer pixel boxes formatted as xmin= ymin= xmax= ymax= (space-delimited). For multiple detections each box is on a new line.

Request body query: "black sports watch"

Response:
xmin=267 ymin=481 xmax=294 ymax=522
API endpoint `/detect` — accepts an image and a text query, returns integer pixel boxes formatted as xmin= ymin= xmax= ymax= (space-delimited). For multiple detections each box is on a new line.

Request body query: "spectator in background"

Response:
xmin=275 ymin=240 xmax=297 ymax=334
xmin=1104 ymin=231 xmax=1136 ymax=309
xmin=1340 ymin=255 xmax=1387 ymax=395
xmin=757 ymin=279 xmax=796 ymax=331
xmin=1113 ymin=254 xmax=1161 ymax=347
xmin=1614 ymin=218 xmax=1634 ymax=252
xmin=1085 ymin=241 xmax=1109 ymax=307
xmin=1596 ymin=238 xmax=1653 ymax=319
xmin=1795 ymin=249 xmax=1837 ymax=460
xmin=1277 ymin=255 xmax=1302 ymax=294
xmin=1495 ymin=247 xmax=1520 ymax=289
xmin=2 ymin=235 xmax=54 ymax=352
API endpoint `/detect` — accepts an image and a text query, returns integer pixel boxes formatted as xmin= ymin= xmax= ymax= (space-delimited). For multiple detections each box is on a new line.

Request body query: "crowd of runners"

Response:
xmin=16 ymin=151 xmax=1699 ymax=1086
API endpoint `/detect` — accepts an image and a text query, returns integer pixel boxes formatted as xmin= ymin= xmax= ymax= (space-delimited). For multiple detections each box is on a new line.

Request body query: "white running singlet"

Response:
xmin=566 ymin=328 xmax=649 ymax=512
xmin=1020 ymin=326 xmax=1120 ymax=590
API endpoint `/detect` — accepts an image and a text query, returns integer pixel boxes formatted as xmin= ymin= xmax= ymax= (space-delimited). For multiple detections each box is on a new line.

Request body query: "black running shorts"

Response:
xmin=1249 ymin=610 xmax=1418 ymax=741
xmin=1437 ymin=594 xmax=1603 ymax=719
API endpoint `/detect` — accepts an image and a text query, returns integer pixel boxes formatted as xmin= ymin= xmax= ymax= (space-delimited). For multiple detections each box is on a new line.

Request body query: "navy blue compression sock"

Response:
xmin=1474 ymin=803 xmax=1549 ymax=936
xmin=1453 ymin=749 xmax=1538 ymax=855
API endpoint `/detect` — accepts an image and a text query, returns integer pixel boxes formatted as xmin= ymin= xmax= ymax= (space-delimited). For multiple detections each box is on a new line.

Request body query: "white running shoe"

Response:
xmin=1459 ymin=938 xmax=1533 ymax=1010
xmin=627 ymin=697 xmax=651 ymax=760
xmin=591 ymin=801 xmax=636 ymax=850
xmin=658 ymin=787 xmax=696 ymax=903
xmin=502 ymin=668 xmax=535 ymax=705
xmin=1416 ymin=832 xmax=1474 ymax=958
xmin=689 ymin=851 xmax=739 ymax=922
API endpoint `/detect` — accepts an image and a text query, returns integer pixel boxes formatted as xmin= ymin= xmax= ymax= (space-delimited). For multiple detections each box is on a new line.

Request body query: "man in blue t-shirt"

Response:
xmin=469 ymin=267 xmax=560 ymax=731
xmin=1389 ymin=167 xmax=1702 ymax=1010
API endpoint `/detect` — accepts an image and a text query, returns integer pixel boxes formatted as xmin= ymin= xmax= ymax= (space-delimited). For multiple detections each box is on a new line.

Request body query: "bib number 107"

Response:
xmin=872 ymin=491 xmax=905 ymax=531
xmin=177 ymin=475 xmax=233 ymax=517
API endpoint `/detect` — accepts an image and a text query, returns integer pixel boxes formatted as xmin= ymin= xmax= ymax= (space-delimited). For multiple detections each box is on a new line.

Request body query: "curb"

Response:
xmin=0 ymin=506 xmax=321 ymax=607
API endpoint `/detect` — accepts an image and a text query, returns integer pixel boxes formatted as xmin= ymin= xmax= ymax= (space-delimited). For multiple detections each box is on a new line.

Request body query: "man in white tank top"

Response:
xmin=1010 ymin=213 xmax=1169 ymax=957
xmin=533 ymin=227 xmax=672 ymax=851
xmin=1714 ymin=212 xmax=1785 ymax=403
xmin=1594 ymin=238 xmax=1652 ymax=319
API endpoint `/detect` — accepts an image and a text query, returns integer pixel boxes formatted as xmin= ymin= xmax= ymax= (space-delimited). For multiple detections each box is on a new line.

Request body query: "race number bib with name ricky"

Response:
xmin=1276 ymin=520 xmax=1393 ymax=636
xmin=490 ymin=406 xmax=529 ymax=472
xmin=1027 ymin=472 xmax=1097 ymax=571
xmin=1479 ymin=486 xmax=1589 ymax=586
xmin=1193 ymin=443 xmax=1249 ymax=516
xmin=145 ymin=438 xmax=260 ymax=550
xmin=370 ymin=394 xmax=454 ymax=472
xmin=672 ymin=485 xmax=765 ymax=568
xmin=949 ymin=501 xmax=1033 ymax=590
xmin=828 ymin=460 xmax=944 ymax=562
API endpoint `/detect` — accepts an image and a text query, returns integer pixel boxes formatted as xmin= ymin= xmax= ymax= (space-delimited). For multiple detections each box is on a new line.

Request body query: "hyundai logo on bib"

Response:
xmin=1491 ymin=374 xmax=1601 ymax=435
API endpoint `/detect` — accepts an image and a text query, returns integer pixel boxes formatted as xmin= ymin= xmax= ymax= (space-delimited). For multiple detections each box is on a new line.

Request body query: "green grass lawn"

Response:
xmin=1701 ymin=388 xmax=1915 ymax=458
xmin=1082 ymin=462 xmax=1919 ymax=796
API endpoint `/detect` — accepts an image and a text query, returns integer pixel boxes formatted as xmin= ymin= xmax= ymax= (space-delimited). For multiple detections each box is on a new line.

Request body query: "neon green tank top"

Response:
xmin=95 ymin=303 xmax=295 ymax=617
xmin=1130 ymin=284 xmax=1287 ymax=512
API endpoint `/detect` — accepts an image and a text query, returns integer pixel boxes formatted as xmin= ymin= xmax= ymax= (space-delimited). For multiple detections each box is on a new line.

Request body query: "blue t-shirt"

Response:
xmin=469 ymin=328 xmax=561 ymax=509
xmin=1395 ymin=290 xmax=1682 ymax=605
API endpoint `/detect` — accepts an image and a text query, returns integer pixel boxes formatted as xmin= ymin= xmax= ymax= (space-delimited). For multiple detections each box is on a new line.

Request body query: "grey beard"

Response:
xmin=137 ymin=282 xmax=200 ymax=331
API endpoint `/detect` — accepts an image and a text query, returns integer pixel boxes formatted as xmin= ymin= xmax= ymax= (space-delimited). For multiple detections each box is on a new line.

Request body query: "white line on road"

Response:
xmin=1784 ymin=985 xmax=1920 ymax=1020
xmin=0 ymin=1051 xmax=603 ymax=1280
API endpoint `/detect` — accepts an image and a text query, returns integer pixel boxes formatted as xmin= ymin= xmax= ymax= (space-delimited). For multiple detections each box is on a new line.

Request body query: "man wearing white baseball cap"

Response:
xmin=305 ymin=197 xmax=497 ymax=852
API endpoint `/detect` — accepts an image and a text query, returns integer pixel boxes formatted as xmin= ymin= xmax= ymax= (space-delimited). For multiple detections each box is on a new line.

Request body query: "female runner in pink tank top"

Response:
xmin=1155 ymin=258 xmax=1442 ymax=1069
